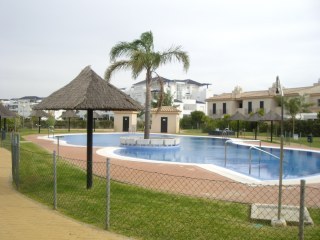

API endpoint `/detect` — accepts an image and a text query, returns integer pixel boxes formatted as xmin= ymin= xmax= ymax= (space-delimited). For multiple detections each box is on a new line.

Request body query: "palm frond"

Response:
xmin=131 ymin=39 xmax=148 ymax=52
xmin=140 ymin=31 xmax=154 ymax=52
xmin=160 ymin=46 xmax=190 ymax=72
xmin=150 ymin=52 xmax=161 ymax=70
xmin=130 ymin=51 xmax=147 ymax=79
xmin=104 ymin=60 xmax=132 ymax=81
xmin=110 ymin=42 xmax=138 ymax=61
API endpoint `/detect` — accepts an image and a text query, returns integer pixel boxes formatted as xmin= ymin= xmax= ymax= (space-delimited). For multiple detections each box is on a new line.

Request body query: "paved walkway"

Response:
xmin=0 ymin=147 xmax=131 ymax=240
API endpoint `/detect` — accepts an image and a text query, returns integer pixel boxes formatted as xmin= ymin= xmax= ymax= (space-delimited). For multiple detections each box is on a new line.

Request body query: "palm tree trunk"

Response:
xmin=144 ymin=69 xmax=152 ymax=139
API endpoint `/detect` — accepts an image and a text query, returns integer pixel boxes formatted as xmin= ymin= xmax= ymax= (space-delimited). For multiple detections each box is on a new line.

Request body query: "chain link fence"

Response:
xmin=5 ymin=133 xmax=320 ymax=239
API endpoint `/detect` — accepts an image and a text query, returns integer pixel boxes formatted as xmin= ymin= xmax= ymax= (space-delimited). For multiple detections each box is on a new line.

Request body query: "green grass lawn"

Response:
xmin=13 ymin=140 xmax=320 ymax=240
xmin=179 ymin=129 xmax=208 ymax=136
xmin=179 ymin=129 xmax=320 ymax=149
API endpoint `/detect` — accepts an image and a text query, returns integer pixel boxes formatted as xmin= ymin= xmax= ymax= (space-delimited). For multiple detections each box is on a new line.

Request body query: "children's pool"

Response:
xmin=58 ymin=133 xmax=320 ymax=181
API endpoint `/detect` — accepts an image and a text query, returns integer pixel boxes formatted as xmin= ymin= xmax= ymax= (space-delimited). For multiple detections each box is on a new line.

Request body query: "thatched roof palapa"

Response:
xmin=34 ymin=66 xmax=142 ymax=111
xmin=0 ymin=103 xmax=16 ymax=118
xmin=261 ymin=111 xmax=281 ymax=121
xmin=229 ymin=111 xmax=247 ymax=121
xmin=33 ymin=66 xmax=142 ymax=189
xmin=60 ymin=110 xmax=79 ymax=133
xmin=30 ymin=110 xmax=50 ymax=118
xmin=261 ymin=111 xmax=282 ymax=143
xmin=247 ymin=112 xmax=262 ymax=122
xmin=30 ymin=110 xmax=50 ymax=133
xmin=0 ymin=102 xmax=16 ymax=131
xmin=60 ymin=110 xmax=78 ymax=119
xmin=247 ymin=112 xmax=262 ymax=140
xmin=229 ymin=111 xmax=247 ymax=138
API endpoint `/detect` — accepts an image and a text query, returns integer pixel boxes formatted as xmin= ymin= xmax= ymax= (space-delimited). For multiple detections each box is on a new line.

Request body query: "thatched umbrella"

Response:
xmin=229 ymin=111 xmax=247 ymax=138
xmin=247 ymin=112 xmax=262 ymax=140
xmin=34 ymin=66 xmax=142 ymax=189
xmin=0 ymin=102 xmax=16 ymax=132
xmin=93 ymin=111 xmax=102 ymax=132
xmin=261 ymin=110 xmax=281 ymax=142
xmin=30 ymin=110 xmax=50 ymax=133
xmin=60 ymin=110 xmax=78 ymax=132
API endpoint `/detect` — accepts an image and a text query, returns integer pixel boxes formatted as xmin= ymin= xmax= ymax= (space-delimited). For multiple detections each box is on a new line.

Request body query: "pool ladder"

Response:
xmin=247 ymin=146 xmax=280 ymax=175
xmin=224 ymin=139 xmax=280 ymax=175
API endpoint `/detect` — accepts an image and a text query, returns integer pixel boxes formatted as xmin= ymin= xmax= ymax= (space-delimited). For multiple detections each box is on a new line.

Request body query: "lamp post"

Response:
xmin=276 ymin=76 xmax=285 ymax=223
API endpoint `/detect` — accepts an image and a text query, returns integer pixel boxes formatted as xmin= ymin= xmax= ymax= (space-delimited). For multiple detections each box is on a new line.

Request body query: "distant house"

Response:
xmin=127 ymin=77 xmax=213 ymax=118
xmin=206 ymin=80 xmax=320 ymax=119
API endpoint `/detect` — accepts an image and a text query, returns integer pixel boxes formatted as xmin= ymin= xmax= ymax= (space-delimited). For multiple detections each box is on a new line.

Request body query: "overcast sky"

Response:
xmin=1 ymin=0 xmax=319 ymax=99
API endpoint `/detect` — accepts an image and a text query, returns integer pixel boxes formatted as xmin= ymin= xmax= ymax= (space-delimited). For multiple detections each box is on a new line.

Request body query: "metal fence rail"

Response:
xmin=6 ymin=134 xmax=320 ymax=240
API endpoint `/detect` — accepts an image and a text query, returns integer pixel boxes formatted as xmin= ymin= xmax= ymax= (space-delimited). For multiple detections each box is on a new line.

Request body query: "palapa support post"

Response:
xmin=270 ymin=120 xmax=274 ymax=142
xmin=237 ymin=120 xmax=239 ymax=138
xmin=87 ymin=109 xmax=93 ymax=189
xmin=38 ymin=117 xmax=41 ymax=133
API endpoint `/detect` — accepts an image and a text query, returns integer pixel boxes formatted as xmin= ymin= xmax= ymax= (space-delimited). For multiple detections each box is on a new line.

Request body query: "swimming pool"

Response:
xmin=58 ymin=133 xmax=320 ymax=181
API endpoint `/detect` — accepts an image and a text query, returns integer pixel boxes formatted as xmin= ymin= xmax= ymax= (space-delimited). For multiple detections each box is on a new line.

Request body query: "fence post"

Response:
xmin=53 ymin=151 xmax=57 ymax=210
xmin=106 ymin=158 xmax=111 ymax=230
xmin=299 ymin=179 xmax=306 ymax=240
xmin=11 ymin=133 xmax=15 ymax=183
xmin=15 ymin=133 xmax=20 ymax=190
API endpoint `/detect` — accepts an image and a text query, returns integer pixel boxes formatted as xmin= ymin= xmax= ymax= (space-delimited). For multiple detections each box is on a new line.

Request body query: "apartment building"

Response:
xmin=127 ymin=78 xmax=213 ymax=117
xmin=1 ymin=96 xmax=42 ymax=118
xmin=206 ymin=80 xmax=320 ymax=119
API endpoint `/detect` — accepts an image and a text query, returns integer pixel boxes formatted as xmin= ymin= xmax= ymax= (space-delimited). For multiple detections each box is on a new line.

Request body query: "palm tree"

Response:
xmin=283 ymin=94 xmax=313 ymax=135
xmin=105 ymin=31 xmax=189 ymax=139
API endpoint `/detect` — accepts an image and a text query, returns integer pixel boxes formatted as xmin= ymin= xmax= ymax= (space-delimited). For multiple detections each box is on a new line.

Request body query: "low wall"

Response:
xmin=120 ymin=136 xmax=180 ymax=147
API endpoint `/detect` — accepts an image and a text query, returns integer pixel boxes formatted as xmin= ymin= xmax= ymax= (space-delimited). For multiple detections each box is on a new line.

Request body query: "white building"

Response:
xmin=2 ymin=96 xmax=43 ymax=118
xmin=127 ymin=78 xmax=213 ymax=118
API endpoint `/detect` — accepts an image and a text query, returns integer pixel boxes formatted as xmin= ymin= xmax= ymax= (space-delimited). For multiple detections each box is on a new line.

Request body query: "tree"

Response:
xmin=105 ymin=31 xmax=189 ymax=139
xmin=152 ymin=91 xmax=173 ymax=108
xmin=180 ymin=115 xmax=192 ymax=129
xmin=283 ymin=94 xmax=313 ymax=135
xmin=190 ymin=111 xmax=206 ymax=129
xmin=46 ymin=114 xmax=55 ymax=128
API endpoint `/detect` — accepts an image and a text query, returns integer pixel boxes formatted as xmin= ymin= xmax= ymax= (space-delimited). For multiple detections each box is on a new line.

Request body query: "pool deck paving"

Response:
xmin=0 ymin=147 xmax=131 ymax=240
xmin=23 ymin=134 xmax=320 ymax=204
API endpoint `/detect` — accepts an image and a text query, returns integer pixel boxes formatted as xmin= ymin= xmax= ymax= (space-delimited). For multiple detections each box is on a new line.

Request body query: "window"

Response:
xmin=212 ymin=103 xmax=216 ymax=114
xmin=248 ymin=102 xmax=252 ymax=114
xmin=318 ymin=99 xmax=320 ymax=107
xmin=223 ymin=103 xmax=227 ymax=114
xmin=238 ymin=101 xmax=243 ymax=109
xmin=260 ymin=101 xmax=264 ymax=109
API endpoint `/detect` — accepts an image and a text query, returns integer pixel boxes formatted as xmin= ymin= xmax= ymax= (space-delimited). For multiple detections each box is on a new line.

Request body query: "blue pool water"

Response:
xmin=60 ymin=133 xmax=320 ymax=180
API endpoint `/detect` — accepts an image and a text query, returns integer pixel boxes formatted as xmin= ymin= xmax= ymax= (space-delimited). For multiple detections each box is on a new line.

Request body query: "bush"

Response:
xmin=180 ymin=116 xmax=192 ymax=129
xmin=289 ymin=119 xmax=320 ymax=137
xmin=137 ymin=119 xmax=145 ymax=131
xmin=202 ymin=118 xmax=217 ymax=133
